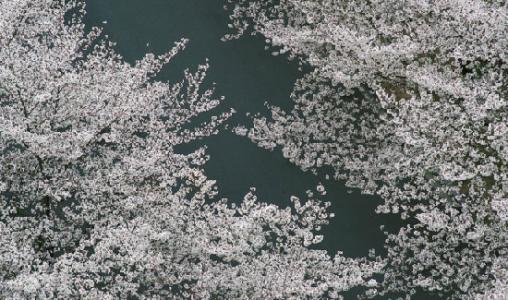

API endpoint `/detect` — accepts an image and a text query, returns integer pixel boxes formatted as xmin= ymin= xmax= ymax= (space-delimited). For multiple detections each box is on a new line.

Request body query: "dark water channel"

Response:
xmin=84 ymin=1 xmax=434 ymax=299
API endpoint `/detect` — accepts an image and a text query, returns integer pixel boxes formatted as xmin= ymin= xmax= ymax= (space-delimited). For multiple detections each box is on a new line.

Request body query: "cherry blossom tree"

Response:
xmin=225 ymin=0 xmax=508 ymax=297
xmin=0 ymin=1 xmax=384 ymax=299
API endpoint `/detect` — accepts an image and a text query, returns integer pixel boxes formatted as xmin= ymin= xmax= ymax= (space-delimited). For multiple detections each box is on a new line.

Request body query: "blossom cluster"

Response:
xmin=225 ymin=0 xmax=508 ymax=297
xmin=0 ymin=1 xmax=386 ymax=299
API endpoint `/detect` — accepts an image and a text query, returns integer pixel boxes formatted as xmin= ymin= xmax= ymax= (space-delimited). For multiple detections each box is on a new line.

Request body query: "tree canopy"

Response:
xmin=0 ymin=1 xmax=381 ymax=299
xmin=225 ymin=0 xmax=508 ymax=298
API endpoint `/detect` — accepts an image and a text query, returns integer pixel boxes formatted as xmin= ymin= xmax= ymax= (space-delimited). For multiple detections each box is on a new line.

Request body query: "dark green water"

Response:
xmin=83 ymin=1 xmax=432 ymax=299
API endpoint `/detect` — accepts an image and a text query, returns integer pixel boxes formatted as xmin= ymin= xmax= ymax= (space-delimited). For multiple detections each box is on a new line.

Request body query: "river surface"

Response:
xmin=84 ymin=1 xmax=434 ymax=299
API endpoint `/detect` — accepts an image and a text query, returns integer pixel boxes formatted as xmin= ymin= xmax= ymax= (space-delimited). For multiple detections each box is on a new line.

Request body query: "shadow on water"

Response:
xmin=183 ymin=132 xmax=402 ymax=258
xmin=84 ymin=0 xmax=299 ymax=114
xmin=84 ymin=0 xmax=397 ymax=268
xmin=84 ymin=1 xmax=441 ymax=299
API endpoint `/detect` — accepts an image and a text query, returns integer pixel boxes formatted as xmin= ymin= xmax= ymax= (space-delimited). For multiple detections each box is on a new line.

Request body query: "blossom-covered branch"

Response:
xmin=0 ymin=1 xmax=381 ymax=299
xmin=225 ymin=0 xmax=508 ymax=297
